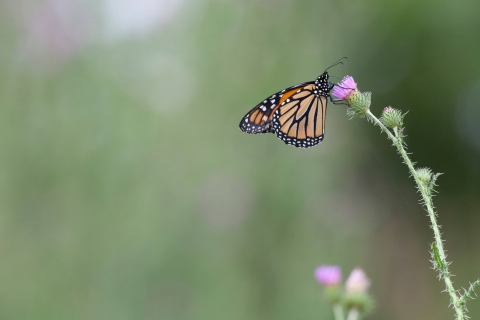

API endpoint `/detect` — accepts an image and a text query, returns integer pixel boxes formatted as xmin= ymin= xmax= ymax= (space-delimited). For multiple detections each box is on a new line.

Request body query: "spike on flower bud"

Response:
xmin=416 ymin=167 xmax=433 ymax=185
xmin=380 ymin=106 xmax=403 ymax=129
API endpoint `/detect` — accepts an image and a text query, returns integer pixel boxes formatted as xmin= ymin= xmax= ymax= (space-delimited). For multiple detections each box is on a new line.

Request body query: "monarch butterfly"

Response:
xmin=239 ymin=59 xmax=345 ymax=148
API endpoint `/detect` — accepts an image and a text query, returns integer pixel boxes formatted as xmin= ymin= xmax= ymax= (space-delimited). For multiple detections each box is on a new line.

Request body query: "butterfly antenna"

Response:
xmin=324 ymin=57 xmax=348 ymax=72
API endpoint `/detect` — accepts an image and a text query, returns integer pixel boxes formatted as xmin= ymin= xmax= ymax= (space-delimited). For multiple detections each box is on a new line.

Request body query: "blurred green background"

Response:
xmin=1 ymin=0 xmax=479 ymax=319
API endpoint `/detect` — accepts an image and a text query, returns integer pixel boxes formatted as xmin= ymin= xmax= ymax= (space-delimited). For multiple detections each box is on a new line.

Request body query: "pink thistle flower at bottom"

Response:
xmin=345 ymin=268 xmax=371 ymax=293
xmin=333 ymin=75 xmax=357 ymax=100
xmin=314 ymin=265 xmax=342 ymax=286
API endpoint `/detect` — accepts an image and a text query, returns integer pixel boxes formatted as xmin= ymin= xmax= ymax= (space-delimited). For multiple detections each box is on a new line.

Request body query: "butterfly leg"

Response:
xmin=329 ymin=95 xmax=349 ymax=106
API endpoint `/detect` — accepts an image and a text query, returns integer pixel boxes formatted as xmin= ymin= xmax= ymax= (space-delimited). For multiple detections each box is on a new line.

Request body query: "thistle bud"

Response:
xmin=346 ymin=91 xmax=371 ymax=118
xmin=314 ymin=265 xmax=342 ymax=304
xmin=343 ymin=268 xmax=374 ymax=314
xmin=380 ymin=106 xmax=403 ymax=129
xmin=416 ymin=167 xmax=433 ymax=185
xmin=345 ymin=268 xmax=370 ymax=293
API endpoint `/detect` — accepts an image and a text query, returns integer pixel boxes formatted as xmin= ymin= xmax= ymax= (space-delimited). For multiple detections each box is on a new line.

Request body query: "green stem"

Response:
xmin=366 ymin=110 xmax=464 ymax=320
xmin=346 ymin=308 xmax=359 ymax=320
xmin=333 ymin=303 xmax=345 ymax=320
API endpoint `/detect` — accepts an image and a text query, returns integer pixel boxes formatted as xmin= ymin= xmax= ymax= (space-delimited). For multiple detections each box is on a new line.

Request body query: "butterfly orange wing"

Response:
xmin=272 ymin=84 xmax=328 ymax=148
xmin=239 ymin=82 xmax=313 ymax=134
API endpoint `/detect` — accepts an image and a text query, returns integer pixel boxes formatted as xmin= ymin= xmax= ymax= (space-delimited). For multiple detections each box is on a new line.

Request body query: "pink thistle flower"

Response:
xmin=333 ymin=75 xmax=357 ymax=100
xmin=345 ymin=268 xmax=371 ymax=293
xmin=314 ymin=265 xmax=342 ymax=286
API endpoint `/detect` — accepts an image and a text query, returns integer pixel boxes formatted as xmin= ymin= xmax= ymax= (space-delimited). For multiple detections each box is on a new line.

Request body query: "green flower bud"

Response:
xmin=325 ymin=285 xmax=342 ymax=304
xmin=343 ymin=292 xmax=374 ymax=314
xmin=346 ymin=91 xmax=371 ymax=118
xmin=416 ymin=167 xmax=433 ymax=185
xmin=380 ymin=106 xmax=403 ymax=129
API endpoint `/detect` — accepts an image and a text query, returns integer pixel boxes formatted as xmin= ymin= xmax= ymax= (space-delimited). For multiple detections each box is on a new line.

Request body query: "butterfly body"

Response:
xmin=239 ymin=71 xmax=334 ymax=148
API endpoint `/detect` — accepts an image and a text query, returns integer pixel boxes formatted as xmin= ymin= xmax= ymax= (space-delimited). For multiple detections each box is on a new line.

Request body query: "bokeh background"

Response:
xmin=1 ymin=0 xmax=479 ymax=319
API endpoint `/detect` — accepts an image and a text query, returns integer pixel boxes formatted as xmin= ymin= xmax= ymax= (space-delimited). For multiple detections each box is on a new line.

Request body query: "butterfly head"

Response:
xmin=316 ymin=57 xmax=347 ymax=96
xmin=314 ymin=72 xmax=332 ymax=96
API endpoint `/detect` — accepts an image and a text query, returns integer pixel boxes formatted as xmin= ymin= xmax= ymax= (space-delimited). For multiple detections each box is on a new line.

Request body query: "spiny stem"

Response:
xmin=366 ymin=110 xmax=464 ymax=320
xmin=459 ymin=279 xmax=480 ymax=306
